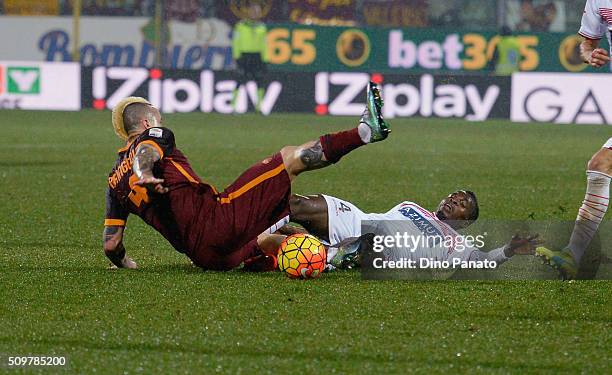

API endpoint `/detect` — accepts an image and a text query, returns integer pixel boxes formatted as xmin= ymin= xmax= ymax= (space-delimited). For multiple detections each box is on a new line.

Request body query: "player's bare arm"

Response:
xmin=133 ymin=143 xmax=168 ymax=194
xmin=580 ymin=37 xmax=610 ymax=67
xmin=103 ymin=226 xmax=137 ymax=269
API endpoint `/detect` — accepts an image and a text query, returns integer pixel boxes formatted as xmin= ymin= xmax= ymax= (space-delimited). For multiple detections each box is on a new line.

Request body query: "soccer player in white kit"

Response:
xmin=280 ymin=191 xmax=539 ymax=270
xmin=536 ymin=0 xmax=612 ymax=279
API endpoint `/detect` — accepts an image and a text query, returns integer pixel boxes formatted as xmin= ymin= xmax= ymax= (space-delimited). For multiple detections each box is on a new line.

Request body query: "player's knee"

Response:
xmin=289 ymin=194 xmax=308 ymax=221
xmin=280 ymin=146 xmax=299 ymax=176
xmin=587 ymin=150 xmax=612 ymax=174
xmin=289 ymin=194 xmax=325 ymax=223
xmin=279 ymin=146 xmax=292 ymax=161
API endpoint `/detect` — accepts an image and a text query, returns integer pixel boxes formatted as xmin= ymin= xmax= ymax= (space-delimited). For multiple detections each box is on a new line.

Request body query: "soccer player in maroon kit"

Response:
xmin=103 ymin=83 xmax=389 ymax=270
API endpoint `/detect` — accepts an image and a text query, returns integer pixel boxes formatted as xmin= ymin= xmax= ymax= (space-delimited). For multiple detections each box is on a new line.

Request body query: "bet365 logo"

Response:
xmin=0 ymin=66 xmax=41 ymax=95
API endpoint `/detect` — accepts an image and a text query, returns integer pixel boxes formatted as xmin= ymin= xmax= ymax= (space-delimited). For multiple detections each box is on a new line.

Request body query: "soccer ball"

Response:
xmin=278 ymin=234 xmax=327 ymax=279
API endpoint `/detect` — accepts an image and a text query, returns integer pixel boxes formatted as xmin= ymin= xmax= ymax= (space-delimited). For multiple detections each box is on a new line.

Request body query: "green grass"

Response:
xmin=0 ymin=110 xmax=610 ymax=373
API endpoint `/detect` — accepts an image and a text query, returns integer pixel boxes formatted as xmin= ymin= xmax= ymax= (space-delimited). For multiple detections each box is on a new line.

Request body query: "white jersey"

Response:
xmin=579 ymin=0 xmax=612 ymax=55
xmin=323 ymin=195 xmax=489 ymax=264
xmin=579 ymin=3 xmax=612 ymax=153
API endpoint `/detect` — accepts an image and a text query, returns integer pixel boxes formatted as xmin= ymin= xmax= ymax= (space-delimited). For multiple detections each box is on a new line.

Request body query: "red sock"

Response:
xmin=319 ymin=128 xmax=365 ymax=164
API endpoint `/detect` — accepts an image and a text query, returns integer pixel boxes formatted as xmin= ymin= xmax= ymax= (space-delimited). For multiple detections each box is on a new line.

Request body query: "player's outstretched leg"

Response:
xmin=197 ymin=83 xmax=389 ymax=271
xmin=536 ymin=139 xmax=612 ymax=280
xmin=280 ymin=81 xmax=390 ymax=180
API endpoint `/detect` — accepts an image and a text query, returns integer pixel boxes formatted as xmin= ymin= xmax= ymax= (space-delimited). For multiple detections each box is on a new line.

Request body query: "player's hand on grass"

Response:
xmin=504 ymin=234 xmax=543 ymax=257
xmin=108 ymin=255 xmax=138 ymax=270
xmin=135 ymin=176 xmax=168 ymax=194
xmin=588 ymin=48 xmax=610 ymax=67
xmin=122 ymin=256 xmax=138 ymax=269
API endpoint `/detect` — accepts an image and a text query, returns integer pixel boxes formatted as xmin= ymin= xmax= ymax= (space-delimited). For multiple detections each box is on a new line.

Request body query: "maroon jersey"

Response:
xmin=104 ymin=126 xmax=293 ymax=270
xmin=104 ymin=127 xmax=213 ymax=253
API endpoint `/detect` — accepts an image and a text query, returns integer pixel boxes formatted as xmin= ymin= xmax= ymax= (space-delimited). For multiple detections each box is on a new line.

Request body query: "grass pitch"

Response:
xmin=0 ymin=110 xmax=610 ymax=373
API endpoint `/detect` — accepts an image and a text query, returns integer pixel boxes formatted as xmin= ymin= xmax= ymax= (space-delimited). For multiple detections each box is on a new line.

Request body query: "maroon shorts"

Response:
xmin=189 ymin=153 xmax=291 ymax=270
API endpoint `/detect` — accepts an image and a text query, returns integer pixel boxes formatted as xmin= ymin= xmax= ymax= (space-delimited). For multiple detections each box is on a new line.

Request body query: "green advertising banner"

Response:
xmin=266 ymin=24 xmax=609 ymax=74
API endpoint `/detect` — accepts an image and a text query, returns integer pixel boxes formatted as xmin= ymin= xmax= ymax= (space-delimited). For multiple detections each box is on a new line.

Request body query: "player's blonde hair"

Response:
xmin=111 ymin=97 xmax=152 ymax=141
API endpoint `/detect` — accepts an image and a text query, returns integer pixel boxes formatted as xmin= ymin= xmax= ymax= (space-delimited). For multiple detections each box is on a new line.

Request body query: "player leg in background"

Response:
xmin=537 ymin=139 xmax=612 ymax=280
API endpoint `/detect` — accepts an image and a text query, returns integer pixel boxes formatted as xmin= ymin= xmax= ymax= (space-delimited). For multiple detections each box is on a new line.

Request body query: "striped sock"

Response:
xmin=567 ymin=170 xmax=610 ymax=263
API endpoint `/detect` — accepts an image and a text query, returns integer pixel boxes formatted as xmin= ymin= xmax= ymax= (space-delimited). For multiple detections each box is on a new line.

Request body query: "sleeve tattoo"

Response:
xmin=133 ymin=143 xmax=161 ymax=178
xmin=299 ymin=140 xmax=330 ymax=168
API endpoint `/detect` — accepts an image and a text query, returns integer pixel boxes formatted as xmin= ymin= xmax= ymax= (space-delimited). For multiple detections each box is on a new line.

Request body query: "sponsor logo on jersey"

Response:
xmin=398 ymin=207 xmax=443 ymax=238
xmin=148 ymin=128 xmax=163 ymax=138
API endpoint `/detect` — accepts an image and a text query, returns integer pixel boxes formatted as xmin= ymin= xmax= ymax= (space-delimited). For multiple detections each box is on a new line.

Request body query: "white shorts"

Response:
xmin=604 ymin=137 xmax=612 ymax=150
xmin=322 ymin=195 xmax=368 ymax=247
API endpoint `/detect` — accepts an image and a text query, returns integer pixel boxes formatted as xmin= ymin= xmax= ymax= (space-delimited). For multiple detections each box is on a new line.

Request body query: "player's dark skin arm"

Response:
xmin=133 ymin=143 xmax=168 ymax=193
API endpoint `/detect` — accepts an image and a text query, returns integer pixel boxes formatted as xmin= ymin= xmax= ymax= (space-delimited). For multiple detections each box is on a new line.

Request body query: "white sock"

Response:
xmin=265 ymin=215 xmax=290 ymax=234
xmin=357 ymin=122 xmax=371 ymax=144
xmin=567 ymin=170 xmax=611 ymax=263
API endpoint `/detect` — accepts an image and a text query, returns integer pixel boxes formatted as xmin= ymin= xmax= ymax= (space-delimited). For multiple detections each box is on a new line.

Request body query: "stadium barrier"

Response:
xmin=0 ymin=16 xmax=232 ymax=70
xmin=1 ymin=62 xmax=611 ymax=125
xmin=0 ymin=15 xmax=606 ymax=75
xmin=511 ymin=72 xmax=612 ymax=124
xmin=0 ymin=61 xmax=80 ymax=110
xmin=82 ymin=67 xmax=510 ymax=120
